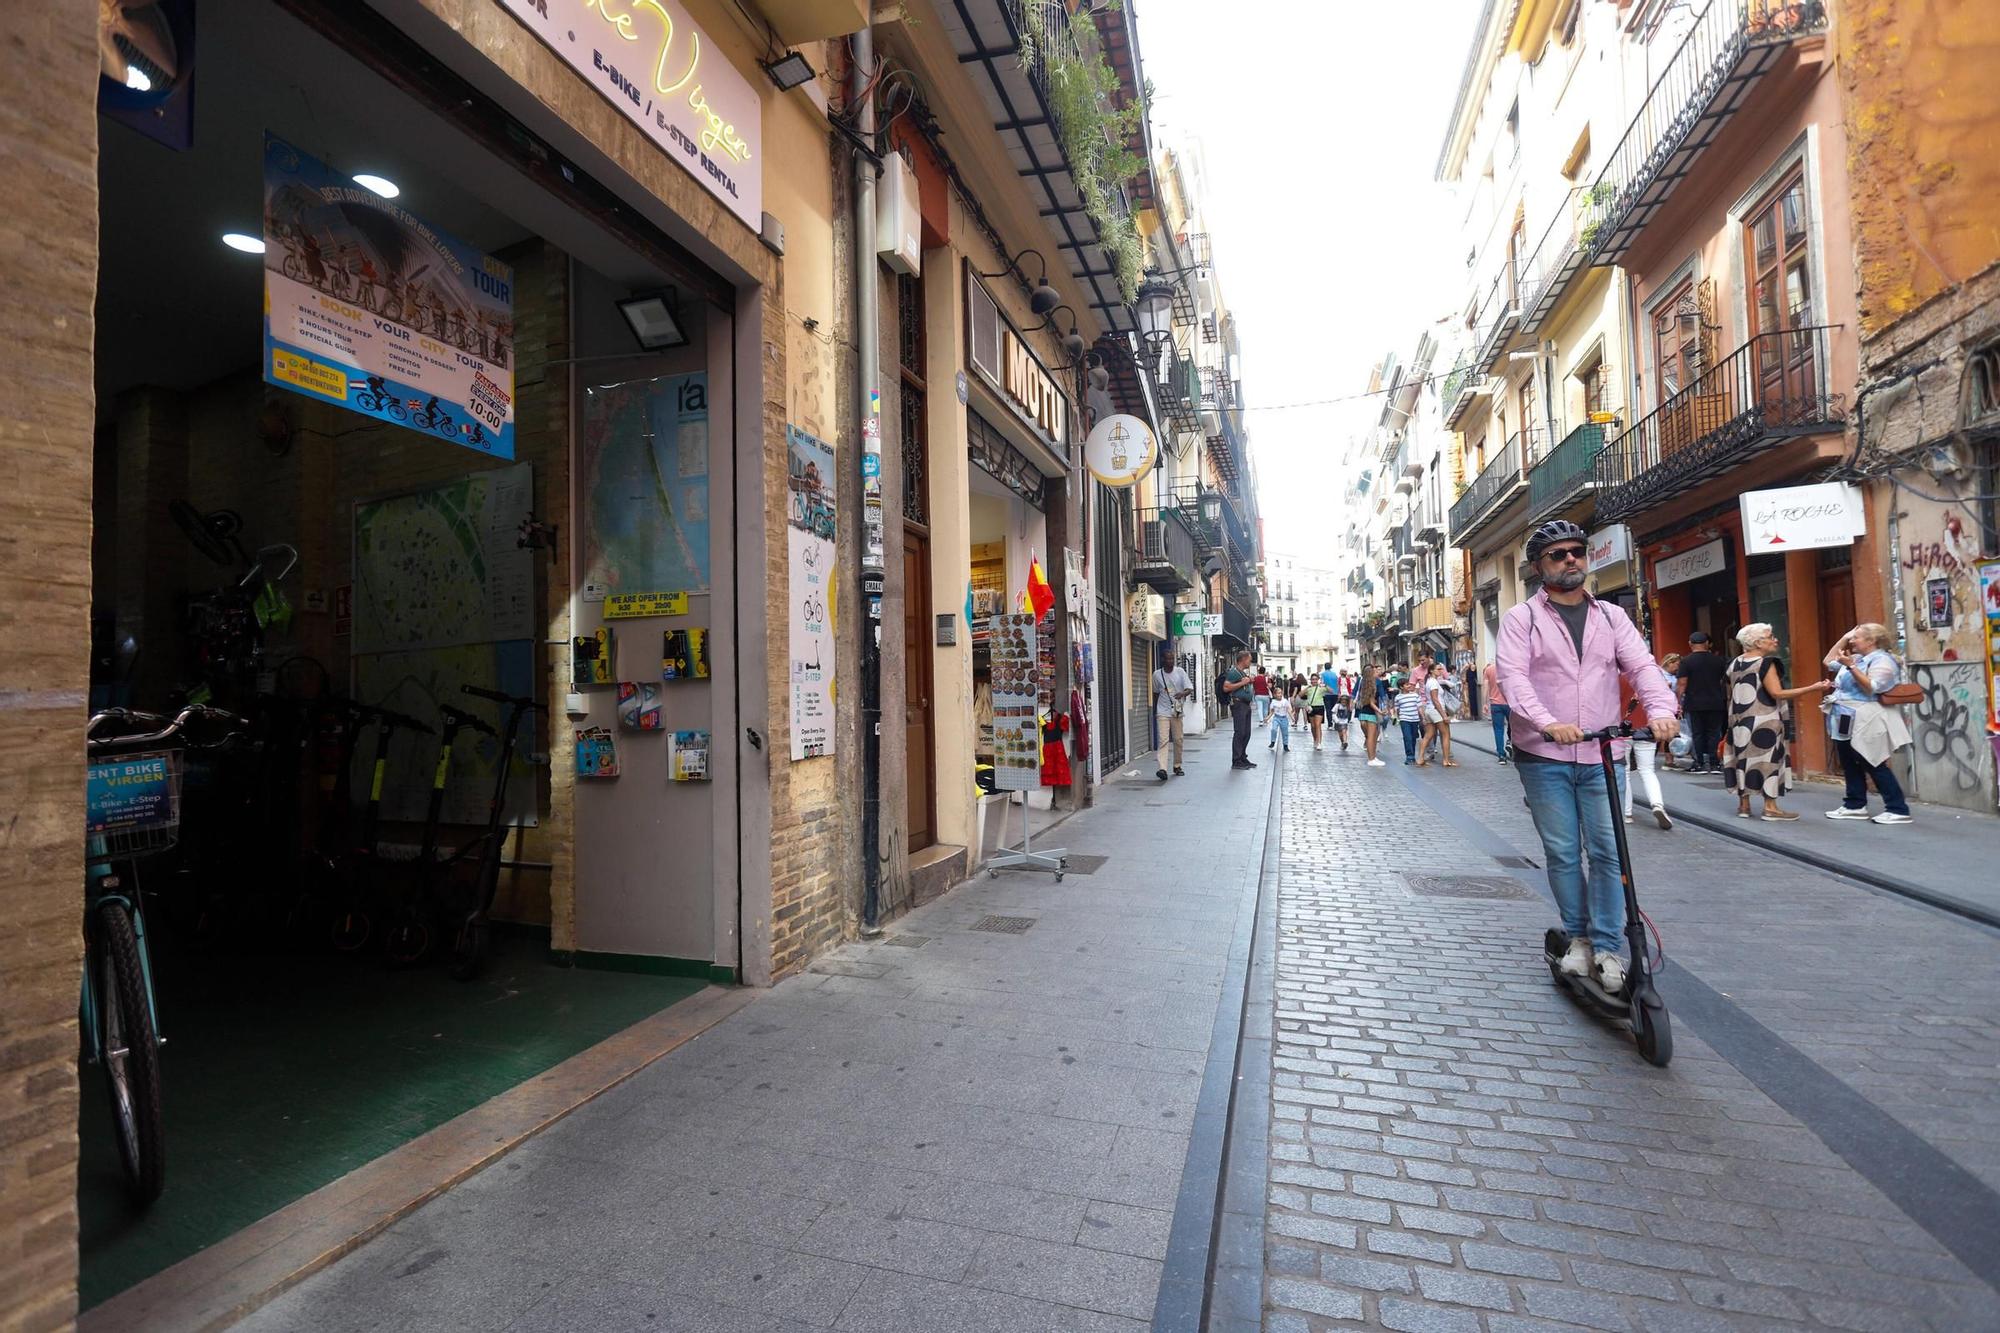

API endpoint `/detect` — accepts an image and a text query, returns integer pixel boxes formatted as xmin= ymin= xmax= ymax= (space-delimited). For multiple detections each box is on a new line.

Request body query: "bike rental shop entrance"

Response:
xmin=79 ymin=0 xmax=753 ymax=1313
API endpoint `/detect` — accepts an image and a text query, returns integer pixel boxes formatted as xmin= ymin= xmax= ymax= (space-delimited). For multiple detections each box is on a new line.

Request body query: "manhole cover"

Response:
xmin=971 ymin=915 xmax=1038 ymax=934
xmin=884 ymin=934 xmax=930 ymax=948
xmin=1403 ymin=874 xmax=1534 ymax=900
xmin=1061 ymin=854 xmax=1109 ymax=875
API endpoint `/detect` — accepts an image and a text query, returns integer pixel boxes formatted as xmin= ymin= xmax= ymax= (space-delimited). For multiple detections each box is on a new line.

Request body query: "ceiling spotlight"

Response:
xmin=221 ymin=232 xmax=266 ymax=254
xmin=761 ymin=50 xmax=816 ymax=92
xmin=124 ymin=67 xmax=152 ymax=92
xmin=351 ymin=173 xmax=401 ymax=199
xmin=616 ymin=288 xmax=689 ymax=351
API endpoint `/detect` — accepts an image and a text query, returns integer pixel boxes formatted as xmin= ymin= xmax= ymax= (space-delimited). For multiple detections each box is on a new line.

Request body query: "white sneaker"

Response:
xmin=1825 ymin=807 xmax=1872 ymax=820
xmin=1596 ymin=952 xmax=1626 ymax=994
xmin=1367 ymin=758 xmax=1386 ymax=767
xmin=1558 ymin=937 xmax=1593 ymax=978
xmin=1872 ymin=812 xmax=1913 ymax=825
xmin=1652 ymin=806 xmax=1674 ymax=831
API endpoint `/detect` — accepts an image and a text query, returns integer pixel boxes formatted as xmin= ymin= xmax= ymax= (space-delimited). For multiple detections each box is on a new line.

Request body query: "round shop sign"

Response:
xmin=1084 ymin=413 xmax=1158 ymax=487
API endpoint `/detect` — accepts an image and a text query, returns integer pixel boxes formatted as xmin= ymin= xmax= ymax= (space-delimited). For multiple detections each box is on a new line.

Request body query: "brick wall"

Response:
xmin=0 ymin=8 xmax=96 ymax=1330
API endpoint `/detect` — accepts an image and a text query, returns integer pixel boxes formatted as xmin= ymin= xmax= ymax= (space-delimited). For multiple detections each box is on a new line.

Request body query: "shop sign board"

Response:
xmin=499 ymin=0 xmax=762 ymax=231
xmin=1084 ymin=414 xmax=1158 ymax=487
xmin=989 ymin=612 xmax=1040 ymax=791
xmin=1170 ymin=610 xmax=1206 ymax=638
xmin=1654 ymin=537 xmax=1727 ymax=590
xmin=1587 ymin=524 xmax=1630 ymax=574
xmin=786 ymin=426 xmax=837 ymax=759
xmin=86 ymin=755 xmax=174 ymax=834
xmin=263 ymin=134 xmax=515 ymax=457
xmin=603 ymin=591 xmax=691 ymax=619
xmin=1739 ymin=482 xmax=1866 ymax=554
xmin=1203 ymin=613 xmax=1224 ymax=636
xmin=1128 ymin=590 xmax=1166 ymax=640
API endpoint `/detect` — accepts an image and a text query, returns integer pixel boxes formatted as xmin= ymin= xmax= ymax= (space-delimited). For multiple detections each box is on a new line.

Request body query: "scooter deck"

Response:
xmin=1544 ymin=951 xmax=1637 ymax=1019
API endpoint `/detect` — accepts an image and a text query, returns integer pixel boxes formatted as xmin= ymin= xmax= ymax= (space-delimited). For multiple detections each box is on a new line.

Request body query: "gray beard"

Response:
xmin=1547 ymin=567 xmax=1586 ymax=591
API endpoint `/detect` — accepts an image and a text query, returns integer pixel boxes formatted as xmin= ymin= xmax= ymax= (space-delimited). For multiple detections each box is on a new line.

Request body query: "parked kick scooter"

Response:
xmin=330 ymin=703 xmax=432 ymax=953
xmin=383 ymin=703 xmax=496 ymax=964
xmin=1542 ymin=721 xmax=1672 ymax=1067
xmin=447 ymin=684 xmax=545 ymax=981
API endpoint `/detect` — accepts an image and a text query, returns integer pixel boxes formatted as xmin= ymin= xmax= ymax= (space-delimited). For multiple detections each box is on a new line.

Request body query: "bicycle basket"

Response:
xmin=86 ymin=750 xmax=183 ymax=863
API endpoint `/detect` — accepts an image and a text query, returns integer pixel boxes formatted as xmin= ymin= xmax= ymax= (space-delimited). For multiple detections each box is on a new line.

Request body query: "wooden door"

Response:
xmin=902 ymin=529 xmax=936 ymax=853
xmin=1818 ymin=566 xmax=1855 ymax=664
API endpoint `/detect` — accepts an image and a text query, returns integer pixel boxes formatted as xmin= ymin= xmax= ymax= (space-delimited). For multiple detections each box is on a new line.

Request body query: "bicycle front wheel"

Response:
xmin=95 ymin=899 xmax=165 ymax=1202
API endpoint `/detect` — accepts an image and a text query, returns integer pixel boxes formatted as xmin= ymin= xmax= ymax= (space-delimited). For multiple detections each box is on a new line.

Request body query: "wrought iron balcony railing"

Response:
xmin=1593 ymin=324 xmax=1843 ymax=522
xmin=1134 ymin=505 xmax=1198 ymax=592
xmin=1528 ymin=421 xmax=1611 ymax=520
xmin=1517 ymin=186 xmax=1616 ymax=335
xmin=1447 ymin=432 xmax=1533 ymax=542
xmin=1167 ymin=479 xmax=1221 ymax=553
xmin=1150 ymin=342 xmax=1201 ymax=436
xmin=1473 ymin=267 xmax=1521 ymax=374
xmin=1585 ymin=0 xmax=1830 ymax=266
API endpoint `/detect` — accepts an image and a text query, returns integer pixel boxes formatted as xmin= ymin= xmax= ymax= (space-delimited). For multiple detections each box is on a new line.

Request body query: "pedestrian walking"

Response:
xmin=1303 ymin=674 xmax=1326 ymax=749
xmin=1222 ymin=649 xmax=1258 ymax=769
xmin=1481 ymin=657 xmax=1510 ymax=762
xmin=1152 ymin=649 xmax=1194 ymax=782
xmin=1422 ymin=661 xmax=1460 ymax=767
xmin=1394 ymin=675 xmax=1424 ymax=764
xmin=1251 ymin=664 xmax=1272 ymax=727
xmin=1723 ymin=623 xmax=1832 ymax=821
xmin=1330 ymin=693 xmax=1352 ymax=751
xmin=1267 ymin=682 xmax=1294 ymax=752
xmin=1622 ymin=657 xmax=1679 ymax=829
xmin=1657 ymin=653 xmax=1684 ymax=767
xmin=1496 ymin=519 xmax=1680 ymax=995
xmin=1675 ymin=631 xmax=1729 ymax=773
xmin=1822 ymin=623 xmax=1915 ymax=825
xmin=1356 ymin=665 xmax=1386 ymax=766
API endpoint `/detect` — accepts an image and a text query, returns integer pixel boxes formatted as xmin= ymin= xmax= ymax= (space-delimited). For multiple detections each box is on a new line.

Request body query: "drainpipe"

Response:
xmin=853 ymin=23 xmax=886 ymax=936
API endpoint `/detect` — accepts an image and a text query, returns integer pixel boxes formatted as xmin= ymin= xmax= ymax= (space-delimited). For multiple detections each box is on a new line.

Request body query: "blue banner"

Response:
xmin=87 ymin=756 xmax=174 ymax=833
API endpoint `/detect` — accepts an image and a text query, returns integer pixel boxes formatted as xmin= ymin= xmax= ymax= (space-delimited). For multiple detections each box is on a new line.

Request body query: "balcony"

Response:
xmin=1208 ymin=406 xmax=1247 ymax=486
xmin=1219 ymin=593 xmax=1255 ymax=646
xmin=1447 ymin=432 xmax=1534 ymax=544
xmin=1518 ymin=186 xmax=1615 ymax=335
xmin=1473 ymin=268 xmax=1520 ymax=374
xmin=1415 ymin=596 xmax=1455 ymax=633
xmin=1441 ymin=360 xmax=1490 ymax=429
xmin=1594 ymin=325 xmax=1843 ymax=523
xmin=1167 ymin=479 xmax=1221 ymax=553
xmin=1585 ymin=0 xmax=1831 ymax=266
xmin=1528 ymin=422 xmax=1611 ymax=521
xmin=1134 ymin=505 xmax=1198 ymax=592
xmin=1214 ymin=481 xmax=1254 ymax=563
xmin=1414 ymin=503 xmax=1447 ymax=546
xmin=1152 ymin=343 xmax=1201 ymax=436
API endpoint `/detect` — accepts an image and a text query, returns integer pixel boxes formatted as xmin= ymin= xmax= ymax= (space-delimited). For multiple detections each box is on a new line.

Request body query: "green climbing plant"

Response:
xmin=1018 ymin=2 xmax=1145 ymax=303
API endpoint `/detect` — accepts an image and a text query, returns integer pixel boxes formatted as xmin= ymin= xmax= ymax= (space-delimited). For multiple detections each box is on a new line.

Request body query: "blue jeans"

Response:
xmin=1400 ymin=719 xmax=1420 ymax=762
xmin=1269 ymin=714 xmax=1290 ymax=748
xmin=1257 ymin=695 xmax=1271 ymax=723
xmin=1516 ymin=759 xmax=1628 ymax=958
xmin=1837 ymin=739 xmax=1909 ymax=815
xmin=1490 ymin=704 xmax=1511 ymax=757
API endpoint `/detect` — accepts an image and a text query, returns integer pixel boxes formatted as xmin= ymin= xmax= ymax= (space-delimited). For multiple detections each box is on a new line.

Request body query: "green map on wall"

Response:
xmin=579 ymin=374 xmax=711 ymax=598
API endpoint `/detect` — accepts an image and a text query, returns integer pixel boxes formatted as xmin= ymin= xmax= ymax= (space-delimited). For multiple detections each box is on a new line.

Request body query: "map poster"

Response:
xmin=352 ymin=463 xmax=534 ymax=655
xmin=787 ymin=426 xmax=836 ymax=760
xmin=262 ymin=134 xmax=515 ymax=458
xmin=989 ymin=613 xmax=1040 ymax=792
xmin=580 ymin=374 xmax=712 ymax=599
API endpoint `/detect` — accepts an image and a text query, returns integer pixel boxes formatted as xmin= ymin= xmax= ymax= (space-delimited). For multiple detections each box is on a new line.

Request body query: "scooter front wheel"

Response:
xmin=1632 ymin=998 xmax=1672 ymax=1067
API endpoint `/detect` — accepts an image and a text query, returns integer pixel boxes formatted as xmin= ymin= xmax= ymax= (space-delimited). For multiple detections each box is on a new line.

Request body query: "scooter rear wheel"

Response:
xmin=1633 ymin=1000 xmax=1672 ymax=1067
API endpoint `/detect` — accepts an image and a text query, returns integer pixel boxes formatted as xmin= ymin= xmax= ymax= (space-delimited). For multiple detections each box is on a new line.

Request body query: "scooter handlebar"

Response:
xmin=1578 ymin=723 xmax=1635 ymax=742
xmin=439 ymin=704 xmax=498 ymax=737
xmin=462 ymin=684 xmax=546 ymax=713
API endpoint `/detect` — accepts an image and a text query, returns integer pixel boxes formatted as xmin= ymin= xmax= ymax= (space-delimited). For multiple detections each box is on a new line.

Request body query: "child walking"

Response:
xmin=1268 ymin=685 xmax=1294 ymax=752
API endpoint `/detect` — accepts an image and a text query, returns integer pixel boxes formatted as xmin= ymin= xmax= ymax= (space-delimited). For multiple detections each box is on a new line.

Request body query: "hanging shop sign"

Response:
xmin=1654 ymin=537 xmax=1727 ymax=590
xmin=786 ymin=426 xmax=837 ymax=759
xmin=263 ymin=134 xmax=515 ymax=457
xmin=1739 ymin=482 xmax=1867 ymax=554
xmin=1586 ymin=524 xmax=1630 ymax=574
xmin=499 ymin=0 xmax=761 ymax=230
xmin=1171 ymin=610 xmax=1207 ymax=638
xmin=1203 ymin=613 xmax=1224 ymax=636
xmin=965 ymin=269 xmax=1068 ymax=461
xmin=1084 ymin=414 xmax=1158 ymax=487
xmin=1127 ymin=590 xmax=1166 ymax=640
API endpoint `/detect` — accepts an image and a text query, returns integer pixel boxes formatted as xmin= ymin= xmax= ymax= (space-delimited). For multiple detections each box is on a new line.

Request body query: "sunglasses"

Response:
xmin=1542 ymin=545 xmax=1588 ymax=563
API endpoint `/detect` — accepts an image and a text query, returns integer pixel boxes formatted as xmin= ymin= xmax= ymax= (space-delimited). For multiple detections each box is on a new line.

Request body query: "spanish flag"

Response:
xmin=1026 ymin=557 xmax=1055 ymax=619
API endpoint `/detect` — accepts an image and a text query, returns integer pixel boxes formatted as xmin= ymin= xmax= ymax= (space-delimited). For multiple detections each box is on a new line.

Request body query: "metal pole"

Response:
xmin=854 ymin=24 xmax=886 ymax=935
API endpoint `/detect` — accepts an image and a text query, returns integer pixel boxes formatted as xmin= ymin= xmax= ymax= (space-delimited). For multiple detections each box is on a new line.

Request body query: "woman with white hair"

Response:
xmin=1724 ymin=623 xmax=1832 ymax=820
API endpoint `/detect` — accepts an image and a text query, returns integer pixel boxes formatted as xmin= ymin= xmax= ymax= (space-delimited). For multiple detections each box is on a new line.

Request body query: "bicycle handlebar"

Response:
xmin=88 ymin=704 xmax=250 ymax=752
xmin=462 ymin=684 xmax=546 ymax=713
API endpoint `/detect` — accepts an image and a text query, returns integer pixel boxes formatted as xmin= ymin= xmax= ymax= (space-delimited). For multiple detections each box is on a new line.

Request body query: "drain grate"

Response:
xmin=884 ymin=934 xmax=930 ymax=948
xmin=1403 ymin=874 xmax=1535 ymax=900
xmin=1061 ymin=854 xmax=1109 ymax=875
xmin=971 ymin=915 xmax=1038 ymax=935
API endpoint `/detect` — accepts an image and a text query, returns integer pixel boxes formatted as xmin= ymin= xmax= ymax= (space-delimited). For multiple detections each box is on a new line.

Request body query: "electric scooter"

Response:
xmin=446 ymin=684 xmax=545 ymax=981
xmin=382 ymin=702 xmax=496 ymax=964
xmin=1542 ymin=721 xmax=1673 ymax=1067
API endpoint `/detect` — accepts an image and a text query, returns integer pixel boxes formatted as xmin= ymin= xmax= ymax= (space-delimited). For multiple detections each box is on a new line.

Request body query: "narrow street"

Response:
xmin=206 ymin=733 xmax=2000 ymax=1331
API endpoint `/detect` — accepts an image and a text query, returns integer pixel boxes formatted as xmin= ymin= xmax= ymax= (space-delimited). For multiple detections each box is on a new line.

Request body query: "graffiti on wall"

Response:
xmin=1907 ymin=660 xmax=1995 ymax=810
xmin=1901 ymin=511 xmax=1986 ymax=659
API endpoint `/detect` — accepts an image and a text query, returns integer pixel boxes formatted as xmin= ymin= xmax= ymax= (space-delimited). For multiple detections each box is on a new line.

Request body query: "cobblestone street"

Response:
xmin=1264 ymin=743 xmax=2000 ymax=1332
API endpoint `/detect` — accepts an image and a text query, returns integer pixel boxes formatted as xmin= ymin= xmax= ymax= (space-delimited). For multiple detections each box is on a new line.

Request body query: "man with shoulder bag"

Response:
xmin=1153 ymin=649 xmax=1194 ymax=783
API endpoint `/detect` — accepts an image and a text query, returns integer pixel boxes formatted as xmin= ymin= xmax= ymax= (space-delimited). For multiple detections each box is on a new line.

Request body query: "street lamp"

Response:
xmin=1134 ymin=277 xmax=1175 ymax=344
xmin=976 ymin=247 xmax=1060 ymax=317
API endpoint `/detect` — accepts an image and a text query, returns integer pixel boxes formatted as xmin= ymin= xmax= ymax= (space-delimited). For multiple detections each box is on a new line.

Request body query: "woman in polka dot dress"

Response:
xmin=1723 ymin=622 xmax=1833 ymax=820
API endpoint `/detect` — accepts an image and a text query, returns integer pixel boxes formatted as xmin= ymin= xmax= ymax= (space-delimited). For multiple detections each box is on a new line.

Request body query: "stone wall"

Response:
xmin=0 ymin=9 xmax=96 ymax=1330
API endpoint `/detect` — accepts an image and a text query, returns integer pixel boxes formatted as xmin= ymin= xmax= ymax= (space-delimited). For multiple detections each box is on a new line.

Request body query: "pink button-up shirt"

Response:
xmin=1495 ymin=590 xmax=1678 ymax=763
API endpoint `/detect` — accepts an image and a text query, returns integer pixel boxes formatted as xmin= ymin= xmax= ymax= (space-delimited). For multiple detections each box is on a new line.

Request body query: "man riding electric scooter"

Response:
xmin=1496 ymin=520 xmax=1679 ymax=995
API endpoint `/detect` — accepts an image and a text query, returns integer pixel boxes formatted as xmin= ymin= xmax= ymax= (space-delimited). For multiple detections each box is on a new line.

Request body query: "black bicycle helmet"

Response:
xmin=1525 ymin=518 xmax=1589 ymax=564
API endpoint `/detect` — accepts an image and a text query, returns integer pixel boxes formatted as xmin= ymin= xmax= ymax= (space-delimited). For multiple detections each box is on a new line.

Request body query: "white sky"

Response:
xmin=1134 ymin=0 xmax=1483 ymax=559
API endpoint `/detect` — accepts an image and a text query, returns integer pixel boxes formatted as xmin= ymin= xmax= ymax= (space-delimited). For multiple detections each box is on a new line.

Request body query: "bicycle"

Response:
xmin=446 ymin=685 xmax=545 ymax=981
xmin=85 ymin=704 xmax=247 ymax=1203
